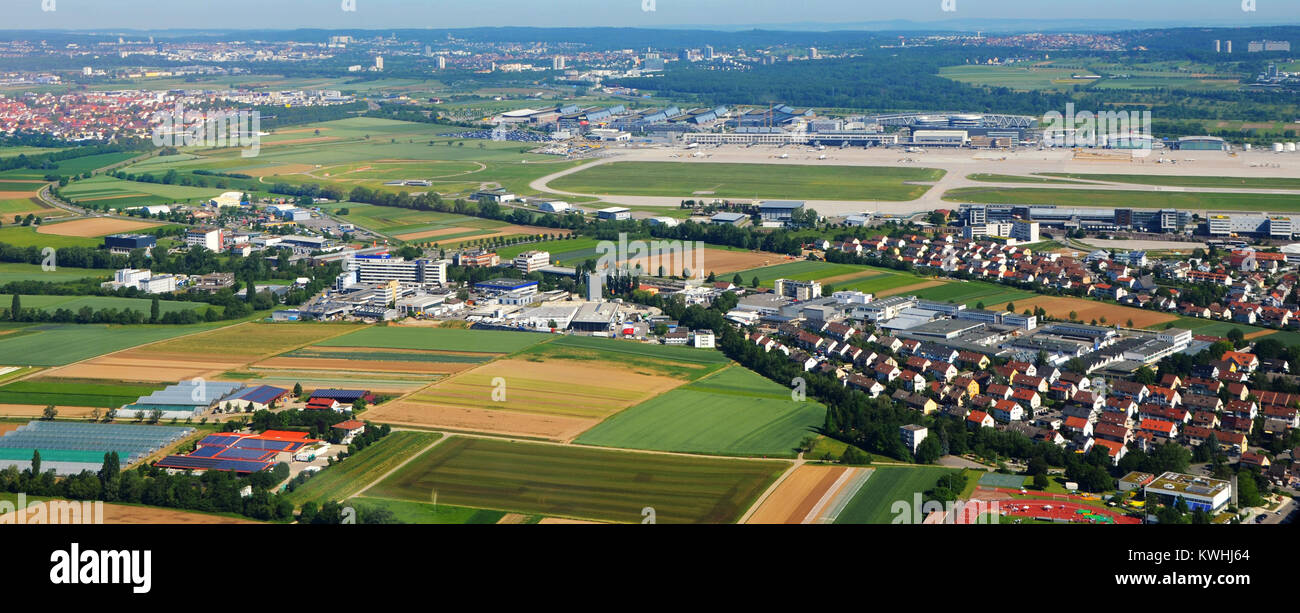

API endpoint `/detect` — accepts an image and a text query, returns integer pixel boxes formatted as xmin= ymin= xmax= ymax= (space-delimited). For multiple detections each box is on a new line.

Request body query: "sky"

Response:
xmin=4 ymin=0 xmax=1299 ymax=31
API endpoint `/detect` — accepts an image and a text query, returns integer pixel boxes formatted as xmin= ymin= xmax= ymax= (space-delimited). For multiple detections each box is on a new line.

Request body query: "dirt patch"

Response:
xmin=0 ymin=191 xmax=40 ymax=199
xmin=0 ymin=404 xmax=99 ymax=418
xmin=365 ymin=402 xmax=598 ymax=441
xmin=1244 ymin=330 xmax=1277 ymax=340
xmin=746 ymin=465 xmax=847 ymax=524
xmin=497 ymin=513 xmax=529 ymax=524
xmin=1017 ymin=295 xmax=1176 ymax=328
xmin=393 ymin=226 xmax=478 ymax=241
xmin=36 ymin=217 xmax=162 ymax=237
xmin=0 ymin=501 xmax=258 ymax=524
xmin=253 ymin=356 xmax=476 ymax=375
xmin=0 ymin=422 xmax=21 ymax=435
xmin=538 ymin=517 xmax=604 ymax=524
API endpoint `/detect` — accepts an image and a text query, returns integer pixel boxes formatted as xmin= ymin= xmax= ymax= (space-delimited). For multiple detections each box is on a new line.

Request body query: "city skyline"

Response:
xmin=6 ymin=0 xmax=1300 ymax=31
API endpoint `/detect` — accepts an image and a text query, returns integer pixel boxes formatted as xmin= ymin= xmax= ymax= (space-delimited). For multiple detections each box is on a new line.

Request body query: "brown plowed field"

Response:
xmin=746 ymin=465 xmax=848 ymax=524
xmin=365 ymin=402 xmax=597 ymax=441
xmin=254 ymin=356 xmax=476 ymax=375
xmin=36 ymin=218 xmax=162 ymax=237
xmin=1017 ymin=295 xmax=1176 ymax=328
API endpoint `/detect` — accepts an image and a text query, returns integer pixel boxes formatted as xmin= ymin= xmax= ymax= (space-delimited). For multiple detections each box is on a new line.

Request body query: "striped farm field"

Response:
xmin=347 ymin=496 xmax=506 ymax=524
xmin=284 ymin=431 xmax=442 ymax=506
xmin=35 ymin=217 xmax=166 ymax=238
xmin=254 ymin=346 xmax=493 ymax=376
xmin=367 ymin=436 xmax=789 ymax=523
xmin=366 ymin=335 xmax=726 ymax=440
xmin=0 ymin=322 xmax=227 ymax=367
xmin=316 ymin=325 xmax=547 ymax=354
xmin=575 ymin=365 xmax=825 ymax=458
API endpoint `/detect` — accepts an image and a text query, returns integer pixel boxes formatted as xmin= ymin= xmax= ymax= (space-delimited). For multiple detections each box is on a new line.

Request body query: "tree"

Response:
xmin=293 ymin=382 xmax=303 ymax=397
xmin=1033 ymin=472 xmax=1050 ymax=490
xmin=1134 ymin=366 xmax=1156 ymax=385
xmin=1069 ymin=310 xmax=1078 ymax=321
xmin=751 ymin=276 xmax=760 ymax=288
xmin=732 ymin=273 xmax=743 ymax=286
xmin=9 ymin=294 xmax=19 ymax=321
xmin=150 ymin=296 xmax=160 ymax=323
xmin=1006 ymin=302 xmax=1015 ymax=312
xmin=42 ymin=405 xmax=57 ymax=420
xmin=1226 ymin=327 xmax=1245 ymax=348
xmin=31 ymin=449 xmax=40 ymax=476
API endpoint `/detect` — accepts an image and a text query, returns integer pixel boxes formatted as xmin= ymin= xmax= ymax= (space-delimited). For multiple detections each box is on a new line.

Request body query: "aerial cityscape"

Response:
xmin=0 ymin=0 xmax=1298 ymax=548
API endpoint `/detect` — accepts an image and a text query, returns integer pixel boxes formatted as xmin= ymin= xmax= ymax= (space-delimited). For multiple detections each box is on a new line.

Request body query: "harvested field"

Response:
xmin=1017 ymin=295 xmax=1176 ymax=328
xmin=1244 ymin=330 xmax=1277 ymax=340
xmin=0 ymin=423 xmax=21 ymax=435
xmin=429 ymin=225 xmax=570 ymax=246
xmin=746 ymin=465 xmax=860 ymax=524
xmin=0 ymin=404 xmax=99 ymax=418
xmin=402 ymin=357 xmax=686 ymax=420
xmin=876 ymin=279 xmax=945 ymax=297
xmin=36 ymin=217 xmax=162 ymax=237
xmin=47 ymin=352 xmax=246 ymax=382
xmin=136 ymin=322 xmax=361 ymax=358
xmin=0 ymin=501 xmax=258 ymax=524
xmin=240 ymin=163 xmax=316 ymax=177
xmin=253 ymin=356 xmax=477 ymax=375
xmin=537 ymin=517 xmax=603 ymax=525
xmin=366 ymin=402 xmax=597 ymax=441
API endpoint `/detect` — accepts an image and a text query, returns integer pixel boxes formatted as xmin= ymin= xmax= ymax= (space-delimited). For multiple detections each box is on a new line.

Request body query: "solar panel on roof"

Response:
xmin=232 ymin=438 xmax=295 ymax=451
xmin=198 ymin=435 xmax=238 ymax=447
xmin=215 ymin=447 xmax=277 ymax=461
xmin=189 ymin=446 xmax=223 ymax=458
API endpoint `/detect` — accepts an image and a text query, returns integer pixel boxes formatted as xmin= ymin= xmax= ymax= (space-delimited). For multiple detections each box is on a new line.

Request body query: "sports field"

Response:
xmin=284 ymin=431 xmax=441 ymax=506
xmin=943 ymin=186 xmax=1300 ymax=212
xmin=833 ymin=466 xmax=960 ymax=524
xmin=575 ymin=366 xmax=825 ymax=458
xmin=550 ymin=161 xmax=945 ymax=200
xmin=316 ymin=325 xmax=548 ymax=354
xmin=367 ymin=436 xmax=788 ymax=523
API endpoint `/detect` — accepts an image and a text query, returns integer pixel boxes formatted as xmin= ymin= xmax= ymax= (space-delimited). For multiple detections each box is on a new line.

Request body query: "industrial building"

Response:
xmin=1206 ymin=211 xmax=1299 ymax=238
xmin=119 ymin=380 xmax=246 ymax=419
xmin=961 ymin=204 xmax=1190 ymax=233
xmin=349 ymin=255 xmax=450 ymax=286
xmin=1143 ymin=472 xmax=1233 ymax=515
xmin=774 ymin=278 xmax=822 ymax=301
xmin=597 ymin=207 xmax=631 ymax=221
xmin=104 ymin=233 xmax=156 ymax=255
xmin=758 ymin=201 xmax=805 ymax=224
xmin=156 ymin=430 xmax=319 ymax=474
xmin=513 ymin=250 xmax=551 ymax=273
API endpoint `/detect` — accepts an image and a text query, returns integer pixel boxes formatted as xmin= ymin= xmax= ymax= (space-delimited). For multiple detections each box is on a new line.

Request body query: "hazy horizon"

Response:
xmin=6 ymin=0 xmax=1300 ymax=31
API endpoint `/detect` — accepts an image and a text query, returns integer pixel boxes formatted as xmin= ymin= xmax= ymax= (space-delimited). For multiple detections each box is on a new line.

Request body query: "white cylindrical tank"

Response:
xmin=1274 ymin=143 xmax=1285 ymax=153
xmin=1289 ymin=143 xmax=1298 ymax=153
xmin=1244 ymin=143 xmax=1252 ymax=151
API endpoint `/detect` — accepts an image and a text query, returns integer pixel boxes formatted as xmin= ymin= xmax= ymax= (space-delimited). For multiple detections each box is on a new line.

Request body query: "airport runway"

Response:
xmin=531 ymin=145 xmax=1300 ymax=218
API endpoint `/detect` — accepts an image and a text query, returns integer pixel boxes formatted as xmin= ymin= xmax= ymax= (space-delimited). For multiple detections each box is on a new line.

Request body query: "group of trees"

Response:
xmin=0 ymin=451 xmax=296 ymax=522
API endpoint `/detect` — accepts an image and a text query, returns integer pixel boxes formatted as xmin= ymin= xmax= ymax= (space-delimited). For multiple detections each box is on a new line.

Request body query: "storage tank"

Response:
xmin=1288 ymin=143 xmax=1298 ymax=153
xmin=1244 ymin=143 xmax=1252 ymax=151
xmin=1274 ymin=143 xmax=1285 ymax=153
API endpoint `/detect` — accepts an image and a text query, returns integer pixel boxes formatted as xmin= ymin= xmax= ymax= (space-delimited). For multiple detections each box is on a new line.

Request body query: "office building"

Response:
xmin=774 ymin=278 xmax=822 ymax=301
xmin=353 ymin=256 xmax=449 ymax=285
xmin=513 ymin=250 xmax=551 ymax=273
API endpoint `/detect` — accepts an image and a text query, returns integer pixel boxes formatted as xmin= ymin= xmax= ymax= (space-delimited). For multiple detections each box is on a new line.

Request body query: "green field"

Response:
xmin=278 ymin=347 xmax=493 ymax=364
xmin=0 ymin=379 xmax=162 ymax=407
xmin=0 ymin=322 xmax=231 ymax=366
xmin=837 ymin=272 xmax=935 ymax=295
xmin=967 ymin=173 xmax=1088 ymax=185
xmin=1146 ymin=316 xmax=1267 ymax=338
xmin=284 ymin=431 xmax=442 ymax=506
xmin=60 ymin=175 xmax=222 ymax=208
xmin=550 ymin=161 xmax=945 ymax=200
xmin=943 ymin=186 xmax=1300 ymax=211
xmin=735 ymin=260 xmax=881 ymax=286
xmin=540 ymin=334 xmax=731 ymax=366
xmin=834 ymin=466 xmax=960 ymax=524
xmin=0 ymin=262 xmax=112 ymax=284
xmin=1039 ymin=173 xmax=1300 ymax=190
xmin=495 ymin=236 xmax=602 ymax=262
xmin=316 ymin=326 xmax=548 ymax=354
xmin=368 ymin=436 xmax=788 ymax=523
xmin=347 ymin=496 xmax=506 ymax=524
xmin=0 ymin=225 xmax=101 ymax=248
xmin=938 ymin=64 xmax=1103 ymax=91
xmin=575 ymin=365 xmax=825 ymax=457
xmin=910 ymin=281 xmax=1040 ymax=308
